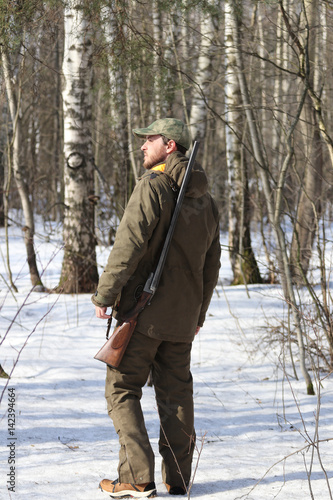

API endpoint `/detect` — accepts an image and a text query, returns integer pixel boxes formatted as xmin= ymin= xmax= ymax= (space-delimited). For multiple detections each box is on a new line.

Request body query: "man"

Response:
xmin=92 ymin=118 xmax=220 ymax=498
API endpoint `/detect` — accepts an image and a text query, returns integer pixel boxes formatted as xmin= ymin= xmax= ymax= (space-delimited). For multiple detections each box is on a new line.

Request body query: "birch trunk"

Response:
xmin=1 ymin=44 xmax=44 ymax=290
xmin=290 ymin=0 xmax=323 ymax=283
xmin=60 ymin=0 xmax=98 ymax=293
xmin=271 ymin=7 xmax=292 ymax=174
xmin=279 ymin=0 xmax=333 ymax=166
xmin=152 ymin=0 xmax=162 ymax=119
xmin=227 ymin=0 xmax=314 ymax=394
xmin=189 ymin=5 xmax=215 ymax=142
xmin=102 ymin=2 xmax=138 ymax=187
xmin=0 ymin=148 xmax=4 ymax=228
xmin=224 ymin=1 xmax=261 ymax=285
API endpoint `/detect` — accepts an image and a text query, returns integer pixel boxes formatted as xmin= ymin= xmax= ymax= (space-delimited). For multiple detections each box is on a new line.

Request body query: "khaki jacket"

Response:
xmin=92 ymin=151 xmax=221 ymax=342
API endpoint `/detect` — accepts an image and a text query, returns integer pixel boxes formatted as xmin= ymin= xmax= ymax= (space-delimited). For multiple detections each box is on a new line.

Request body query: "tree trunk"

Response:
xmin=0 ymin=149 xmax=4 ymax=228
xmin=101 ymin=2 xmax=136 ymax=202
xmin=189 ymin=5 xmax=215 ymax=143
xmin=224 ymin=1 xmax=262 ymax=285
xmin=227 ymin=0 xmax=314 ymax=394
xmin=279 ymin=0 xmax=333 ymax=166
xmin=290 ymin=0 xmax=323 ymax=283
xmin=1 ymin=44 xmax=44 ymax=290
xmin=152 ymin=0 xmax=162 ymax=119
xmin=60 ymin=0 xmax=98 ymax=294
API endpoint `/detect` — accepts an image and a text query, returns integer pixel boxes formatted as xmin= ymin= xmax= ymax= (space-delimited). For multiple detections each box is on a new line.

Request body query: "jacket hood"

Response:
xmin=164 ymin=151 xmax=208 ymax=198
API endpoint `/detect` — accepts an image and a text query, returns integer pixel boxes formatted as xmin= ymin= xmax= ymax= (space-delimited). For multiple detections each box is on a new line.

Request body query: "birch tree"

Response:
xmin=60 ymin=0 xmax=98 ymax=293
xmin=0 ymin=130 xmax=4 ymax=228
xmin=227 ymin=0 xmax=314 ymax=394
xmin=287 ymin=0 xmax=324 ymax=282
xmin=188 ymin=3 xmax=215 ymax=142
xmin=279 ymin=1 xmax=333 ymax=168
xmin=1 ymin=34 xmax=45 ymax=290
xmin=224 ymin=1 xmax=261 ymax=285
xmin=102 ymin=1 xmax=139 ymax=196
xmin=152 ymin=0 xmax=162 ymax=119
xmin=270 ymin=6 xmax=292 ymax=174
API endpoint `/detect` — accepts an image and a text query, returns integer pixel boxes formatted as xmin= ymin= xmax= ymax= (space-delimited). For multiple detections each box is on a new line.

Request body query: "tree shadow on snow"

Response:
xmin=187 ymin=469 xmax=333 ymax=496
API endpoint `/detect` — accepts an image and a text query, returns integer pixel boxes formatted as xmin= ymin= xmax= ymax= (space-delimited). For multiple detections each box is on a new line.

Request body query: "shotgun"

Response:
xmin=94 ymin=141 xmax=200 ymax=368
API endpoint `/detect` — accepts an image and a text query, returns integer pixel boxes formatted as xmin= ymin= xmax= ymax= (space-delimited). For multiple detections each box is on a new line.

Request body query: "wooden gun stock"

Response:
xmin=94 ymin=291 xmax=151 ymax=368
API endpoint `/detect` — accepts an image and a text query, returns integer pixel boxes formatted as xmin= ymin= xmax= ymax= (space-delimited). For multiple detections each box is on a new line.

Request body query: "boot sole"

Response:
xmin=99 ymin=484 xmax=157 ymax=498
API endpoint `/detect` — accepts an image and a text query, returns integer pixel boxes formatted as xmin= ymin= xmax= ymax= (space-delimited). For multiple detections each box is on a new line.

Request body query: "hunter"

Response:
xmin=92 ymin=118 xmax=221 ymax=498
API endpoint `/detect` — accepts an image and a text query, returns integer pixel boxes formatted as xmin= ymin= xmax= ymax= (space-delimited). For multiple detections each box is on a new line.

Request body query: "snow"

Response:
xmin=1 ymin=219 xmax=333 ymax=499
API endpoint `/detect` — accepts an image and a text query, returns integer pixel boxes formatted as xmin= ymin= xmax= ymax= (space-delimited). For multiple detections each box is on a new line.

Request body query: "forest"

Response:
xmin=1 ymin=0 xmax=333 ymax=394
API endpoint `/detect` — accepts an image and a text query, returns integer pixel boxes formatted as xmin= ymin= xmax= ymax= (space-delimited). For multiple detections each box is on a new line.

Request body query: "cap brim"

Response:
xmin=133 ymin=127 xmax=155 ymax=138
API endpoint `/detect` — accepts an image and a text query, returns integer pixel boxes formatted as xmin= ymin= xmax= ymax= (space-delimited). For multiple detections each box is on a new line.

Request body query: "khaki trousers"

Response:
xmin=105 ymin=329 xmax=195 ymax=487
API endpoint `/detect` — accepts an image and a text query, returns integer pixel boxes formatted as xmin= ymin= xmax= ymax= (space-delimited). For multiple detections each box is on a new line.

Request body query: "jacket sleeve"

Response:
xmin=92 ymin=177 xmax=160 ymax=308
xmin=197 ymin=216 xmax=221 ymax=327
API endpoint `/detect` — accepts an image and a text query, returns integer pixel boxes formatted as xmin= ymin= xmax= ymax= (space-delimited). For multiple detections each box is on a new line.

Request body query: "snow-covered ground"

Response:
xmin=1 ymin=219 xmax=333 ymax=499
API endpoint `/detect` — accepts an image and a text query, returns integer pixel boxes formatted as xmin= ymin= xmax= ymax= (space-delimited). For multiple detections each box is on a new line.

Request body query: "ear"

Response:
xmin=166 ymin=140 xmax=177 ymax=154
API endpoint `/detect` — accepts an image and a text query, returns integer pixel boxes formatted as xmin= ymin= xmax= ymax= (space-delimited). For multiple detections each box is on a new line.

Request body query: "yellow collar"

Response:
xmin=151 ymin=163 xmax=166 ymax=172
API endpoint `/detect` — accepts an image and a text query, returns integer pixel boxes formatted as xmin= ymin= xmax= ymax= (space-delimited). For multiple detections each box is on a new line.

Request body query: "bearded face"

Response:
xmin=141 ymin=135 xmax=168 ymax=170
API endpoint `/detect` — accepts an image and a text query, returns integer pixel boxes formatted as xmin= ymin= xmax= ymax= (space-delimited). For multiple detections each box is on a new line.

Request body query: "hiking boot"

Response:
xmin=164 ymin=483 xmax=186 ymax=495
xmin=99 ymin=478 xmax=157 ymax=498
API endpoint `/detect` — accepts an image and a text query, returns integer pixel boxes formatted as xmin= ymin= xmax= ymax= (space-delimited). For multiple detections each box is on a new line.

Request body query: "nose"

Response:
xmin=141 ymin=140 xmax=148 ymax=151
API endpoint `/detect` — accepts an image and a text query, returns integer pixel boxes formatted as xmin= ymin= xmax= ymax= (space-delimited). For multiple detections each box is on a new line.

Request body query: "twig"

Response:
xmin=0 ymin=291 xmax=62 ymax=403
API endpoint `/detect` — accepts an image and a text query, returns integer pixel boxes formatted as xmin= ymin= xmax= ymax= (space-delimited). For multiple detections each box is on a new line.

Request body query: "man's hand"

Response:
xmin=95 ymin=306 xmax=111 ymax=319
xmin=195 ymin=326 xmax=200 ymax=336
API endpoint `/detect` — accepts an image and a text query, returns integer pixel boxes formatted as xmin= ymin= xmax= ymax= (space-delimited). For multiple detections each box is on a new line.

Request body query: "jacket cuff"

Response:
xmin=197 ymin=314 xmax=205 ymax=327
xmin=91 ymin=291 xmax=112 ymax=308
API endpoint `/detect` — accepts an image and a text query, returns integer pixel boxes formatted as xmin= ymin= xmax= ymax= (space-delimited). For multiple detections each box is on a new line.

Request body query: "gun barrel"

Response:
xmin=148 ymin=141 xmax=200 ymax=294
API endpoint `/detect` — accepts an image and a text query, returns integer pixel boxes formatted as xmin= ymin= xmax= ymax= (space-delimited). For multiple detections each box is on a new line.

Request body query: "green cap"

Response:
xmin=133 ymin=118 xmax=191 ymax=150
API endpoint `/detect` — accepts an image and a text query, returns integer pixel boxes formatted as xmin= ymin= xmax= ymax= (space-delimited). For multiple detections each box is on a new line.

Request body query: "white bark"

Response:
xmin=1 ymin=44 xmax=44 ymax=289
xmin=63 ymin=1 xmax=93 ymax=169
xmin=101 ymin=3 xmax=125 ymax=131
xmin=189 ymin=6 xmax=215 ymax=142
xmin=271 ymin=8 xmax=292 ymax=173
xmin=101 ymin=1 xmax=138 ymax=184
xmin=152 ymin=0 xmax=162 ymax=119
xmin=289 ymin=0 xmax=323 ymax=280
xmin=61 ymin=0 xmax=98 ymax=293
xmin=224 ymin=1 xmax=261 ymax=285
xmin=168 ymin=15 xmax=190 ymax=129
xmin=225 ymin=1 xmax=241 ymax=261
xmin=227 ymin=0 xmax=314 ymax=394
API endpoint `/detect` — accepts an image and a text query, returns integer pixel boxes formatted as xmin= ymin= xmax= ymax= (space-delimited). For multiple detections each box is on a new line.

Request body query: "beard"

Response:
xmin=143 ymin=151 xmax=167 ymax=170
